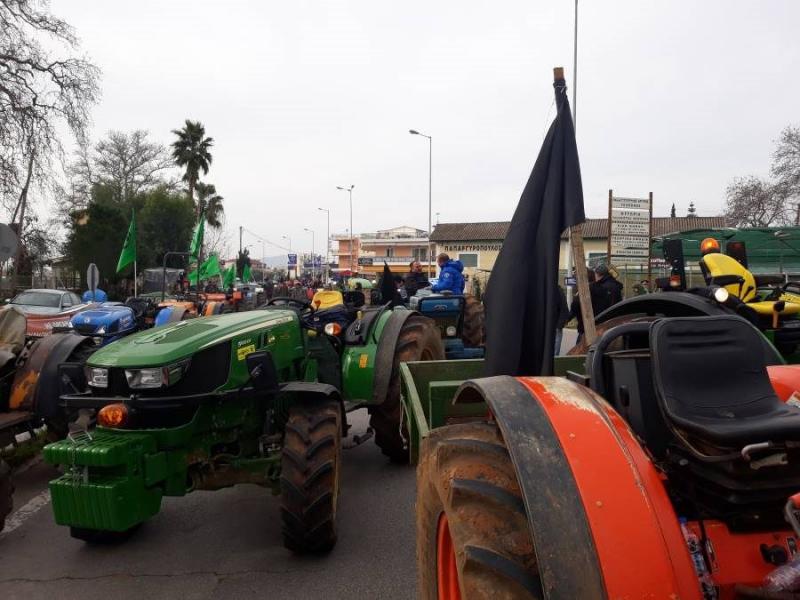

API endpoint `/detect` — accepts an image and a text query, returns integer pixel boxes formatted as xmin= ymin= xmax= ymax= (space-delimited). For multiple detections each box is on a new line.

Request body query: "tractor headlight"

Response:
xmin=125 ymin=359 xmax=190 ymax=389
xmin=125 ymin=368 xmax=163 ymax=389
xmin=445 ymin=325 xmax=457 ymax=337
xmin=96 ymin=326 xmax=106 ymax=335
xmin=87 ymin=367 xmax=109 ymax=388
xmin=713 ymin=286 xmax=730 ymax=303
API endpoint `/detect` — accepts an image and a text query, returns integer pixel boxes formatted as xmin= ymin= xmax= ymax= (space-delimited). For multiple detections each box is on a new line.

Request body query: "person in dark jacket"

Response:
xmin=432 ymin=253 xmax=465 ymax=295
xmin=593 ymin=264 xmax=624 ymax=313
xmin=404 ymin=261 xmax=430 ymax=298
xmin=554 ymin=286 xmax=569 ymax=355
xmin=569 ymin=270 xmax=603 ymax=344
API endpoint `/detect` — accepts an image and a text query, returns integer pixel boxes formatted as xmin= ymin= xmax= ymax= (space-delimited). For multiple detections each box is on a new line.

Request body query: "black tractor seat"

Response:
xmin=650 ymin=316 xmax=800 ymax=448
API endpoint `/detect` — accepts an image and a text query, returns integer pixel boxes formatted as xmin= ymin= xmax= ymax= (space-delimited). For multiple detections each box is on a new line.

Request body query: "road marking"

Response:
xmin=2 ymin=490 xmax=50 ymax=535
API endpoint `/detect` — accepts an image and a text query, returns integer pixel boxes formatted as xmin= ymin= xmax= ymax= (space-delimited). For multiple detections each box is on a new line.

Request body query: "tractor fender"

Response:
xmin=453 ymin=376 xmax=699 ymax=598
xmin=370 ymin=309 xmax=418 ymax=406
xmin=155 ymin=306 xmax=188 ymax=327
xmin=10 ymin=332 xmax=93 ymax=418
xmin=280 ymin=382 xmax=346 ymax=435
xmin=595 ymin=292 xmax=728 ymax=324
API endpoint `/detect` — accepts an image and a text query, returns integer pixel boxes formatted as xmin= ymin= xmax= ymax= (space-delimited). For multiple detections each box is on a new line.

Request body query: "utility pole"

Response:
xmin=318 ymin=207 xmax=330 ymax=282
xmin=409 ymin=129 xmax=433 ymax=277
xmin=336 ymin=185 xmax=355 ymax=274
xmin=239 ymin=226 xmax=243 ymax=255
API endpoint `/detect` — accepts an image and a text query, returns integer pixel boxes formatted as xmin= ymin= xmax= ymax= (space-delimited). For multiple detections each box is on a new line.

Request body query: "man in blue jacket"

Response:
xmin=431 ymin=253 xmax=465 ymax=295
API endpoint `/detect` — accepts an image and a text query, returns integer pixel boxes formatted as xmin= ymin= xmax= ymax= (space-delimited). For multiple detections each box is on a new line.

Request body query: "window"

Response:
xmin=71 ymin=293 xmax=82 ymax=305
xmin=459 ymin=253 xmax=478 ymax=268
xmin=386 ymin=247 xmax=394 ymax=258
xmin=413 ymin=247 xmax=428 ymax=262
xmin=61 ymin=294 xmax=72 ymax=308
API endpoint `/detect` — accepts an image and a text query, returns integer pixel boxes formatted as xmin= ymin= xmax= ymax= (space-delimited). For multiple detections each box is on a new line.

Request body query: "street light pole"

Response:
xmin=318 ymin=207 xmax=330 ymax=283
xmin=304 ymin=228 xmax=315 ymax=282
xmin=409 ymin=129 xmax=433 ymax=277
xmin=282 ymin=235 xmax=292 ymax=279
xmin=336 ymin=185 xmax=355 ymax=274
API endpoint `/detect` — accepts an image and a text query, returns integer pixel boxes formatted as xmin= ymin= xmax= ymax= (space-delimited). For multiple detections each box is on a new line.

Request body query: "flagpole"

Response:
xmin=134 ymin=260 xmax=137 ymax=297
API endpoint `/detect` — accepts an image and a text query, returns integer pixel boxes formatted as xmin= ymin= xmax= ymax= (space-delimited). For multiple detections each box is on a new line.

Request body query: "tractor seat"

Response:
xmin=650 ymin=316 xmax=800 ymax=447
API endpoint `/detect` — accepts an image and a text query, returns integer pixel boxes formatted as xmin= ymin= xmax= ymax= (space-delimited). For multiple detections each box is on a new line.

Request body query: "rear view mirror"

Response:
xmin=245 ymin=351 xmax=279 ymax=393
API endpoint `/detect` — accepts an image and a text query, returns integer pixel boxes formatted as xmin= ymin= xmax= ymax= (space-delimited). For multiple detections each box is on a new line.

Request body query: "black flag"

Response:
xmin=484 ymin=73 xmax=585 ymax=376
xmin=379 ymin=262 xmax=399 ymax=307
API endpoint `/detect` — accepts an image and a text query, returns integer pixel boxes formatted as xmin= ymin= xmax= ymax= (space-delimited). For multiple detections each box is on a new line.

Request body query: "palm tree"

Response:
xmin=195 ymin=182 xmax=225 ymax=228
xmin=171 ymin=120 xmax=213 ymax=215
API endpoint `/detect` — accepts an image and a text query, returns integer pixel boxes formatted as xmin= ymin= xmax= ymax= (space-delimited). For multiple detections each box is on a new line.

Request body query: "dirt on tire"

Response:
xmin=369 ymin=315 xmax=444 ymax=464
xmin=461 ymin=294 xmax=485 ymax=348
xmin=280 ymin=396 xmax=342 ymax=553
xmin=417 ymin=422 xmax=542 ymax=599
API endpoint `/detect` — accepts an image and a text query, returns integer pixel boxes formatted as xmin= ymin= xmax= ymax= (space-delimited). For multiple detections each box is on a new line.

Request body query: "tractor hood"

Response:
xmin=88 ymin=309 xmax=297 ymax=368
xmin=70 ymin=304 xmax=136 ymax=335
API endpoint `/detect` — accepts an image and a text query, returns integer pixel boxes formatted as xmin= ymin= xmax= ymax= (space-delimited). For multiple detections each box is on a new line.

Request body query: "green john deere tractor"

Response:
xmin=43 ymin=293 xmax=443 ymax=550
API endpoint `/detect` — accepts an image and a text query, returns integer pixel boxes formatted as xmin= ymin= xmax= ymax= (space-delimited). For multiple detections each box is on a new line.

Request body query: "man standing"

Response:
xmin=431 ymin=253 xmax=465 ymax=295
xmin=404 ymin=261 xmax=430 ymax=298
xmin=593 ymin=264 xmax=623 ymax=313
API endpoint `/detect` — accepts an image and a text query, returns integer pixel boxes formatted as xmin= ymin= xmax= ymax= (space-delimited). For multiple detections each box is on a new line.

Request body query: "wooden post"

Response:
xmin=554 ymin=66 xmax=596 ymax=346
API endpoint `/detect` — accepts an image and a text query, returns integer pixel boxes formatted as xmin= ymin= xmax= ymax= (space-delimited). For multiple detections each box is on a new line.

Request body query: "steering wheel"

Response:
xmin=267 ymin=296 xmax=313 ymax=311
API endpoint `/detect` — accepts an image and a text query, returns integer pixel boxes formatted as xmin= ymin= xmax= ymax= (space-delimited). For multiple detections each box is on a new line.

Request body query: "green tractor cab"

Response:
xmin=43 ymin=296 xmax=443 ymax=550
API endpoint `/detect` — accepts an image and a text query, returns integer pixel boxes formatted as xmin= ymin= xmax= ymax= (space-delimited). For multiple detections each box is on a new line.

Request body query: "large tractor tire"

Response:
xmin=370 ymin=316 xmax=444 ymax=464
xmin=46 ymin=342 xmax=98 ymax=438
xmin=280 ymin=396 xmax=342 ymax=554
xmin=417 ymin=422 xmax=542 ymax=600
xmin=0 ymin=459 xmax=13 ymax=532
xmin=461 ymin=294 xmax=485 ymax=348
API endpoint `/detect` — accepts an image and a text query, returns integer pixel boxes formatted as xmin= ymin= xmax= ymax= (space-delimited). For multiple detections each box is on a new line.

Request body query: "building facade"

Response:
xmin=332 ymin=226 xmax=433 ymax=276
xmin=430 ymin=216 xmax=728 ymax=276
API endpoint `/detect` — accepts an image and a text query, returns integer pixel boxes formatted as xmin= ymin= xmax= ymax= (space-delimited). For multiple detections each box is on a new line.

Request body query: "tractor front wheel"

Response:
xmin=461 ymin=294 xmax=485 ymax=348
xmin=417 ymin=422 xmax=542 ymax=600
xmin=0 ymin=459 xmax=13 ymax=532
xmin=370 ymin=316 xmax=444 ymax=463
xmin=280 ymin=397 xmax=342 ymax=553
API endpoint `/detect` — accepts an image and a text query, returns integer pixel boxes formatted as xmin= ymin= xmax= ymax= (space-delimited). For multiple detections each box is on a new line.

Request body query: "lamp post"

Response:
xmin=409 ymin=129 xmax=433 ymax=277
xmin=304 ymin=228 xmax=315 ymax=282
xmin=336 ymin=185 xmax=355 ymax=273
xmin=317 ymin=207 xmax=330 ymax=283
xmin=282 ymin=235 xmax=293 ymax=279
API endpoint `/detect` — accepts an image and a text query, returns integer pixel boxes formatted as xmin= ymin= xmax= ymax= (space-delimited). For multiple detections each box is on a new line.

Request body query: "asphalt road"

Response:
xmin=0 ymin=409 xmax=417 ymax=600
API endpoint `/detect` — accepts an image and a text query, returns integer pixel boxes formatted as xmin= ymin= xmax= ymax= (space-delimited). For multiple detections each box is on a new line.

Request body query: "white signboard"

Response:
xmin=609 ymin=194 xmax=652 ymax=265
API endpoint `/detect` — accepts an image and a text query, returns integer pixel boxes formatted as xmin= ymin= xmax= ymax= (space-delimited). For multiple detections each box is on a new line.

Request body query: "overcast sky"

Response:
xmin=60 ymin=0 xmax=800 ymax=258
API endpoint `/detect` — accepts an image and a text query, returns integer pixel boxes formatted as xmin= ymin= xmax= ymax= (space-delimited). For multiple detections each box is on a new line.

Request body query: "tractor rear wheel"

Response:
xmin=280 ymin=397 xmax=342 ymax=553
xmin=0 ymin=459 xmax=13 ymax=532
xmin=370 ymin=316 xmax=444 ymax=464
xmin=417 ymin=422 xmax=542 ymax=600
xmin=461 ymin=294 xmax=485 ymax=348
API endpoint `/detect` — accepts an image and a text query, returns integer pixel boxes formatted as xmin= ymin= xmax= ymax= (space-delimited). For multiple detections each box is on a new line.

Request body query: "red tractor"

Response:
xmin=411 ymin=315 xmax=800 ymax=598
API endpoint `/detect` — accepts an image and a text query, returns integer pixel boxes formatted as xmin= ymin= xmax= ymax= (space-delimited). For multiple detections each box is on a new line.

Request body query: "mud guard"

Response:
xmin=281 ymin=382 xmax=346 ymax=434
xmin=595 ymin=292 xmax=728 ymax=324
xmin=370 ymin=309 xmax=418 ymax=406
xmin=10 ymin=332 xmax=94 ymax=418
xmin=154 ymin=305 xmax=187 ymax=327
xmin=454 ymin=376 xmax=699 ymax=598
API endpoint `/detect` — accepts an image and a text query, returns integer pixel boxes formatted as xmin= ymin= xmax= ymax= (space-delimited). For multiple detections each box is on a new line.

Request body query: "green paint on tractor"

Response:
xmin=43 ymin=301 xmax=446 ymax=550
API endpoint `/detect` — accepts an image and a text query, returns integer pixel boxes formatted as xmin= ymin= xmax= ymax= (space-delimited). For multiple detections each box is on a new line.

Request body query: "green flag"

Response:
xmin=242 ymin=263 xmax=252 ymax=282
xmin=189 ymin=210 xmax=205 ymax=258
xmin=116 ymin=210 xmax=137 ymax=273
xmin=202 ymin=254 xmax=221 ymax=279
xmin=222 ymin=265 xmax=235 ymax=288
